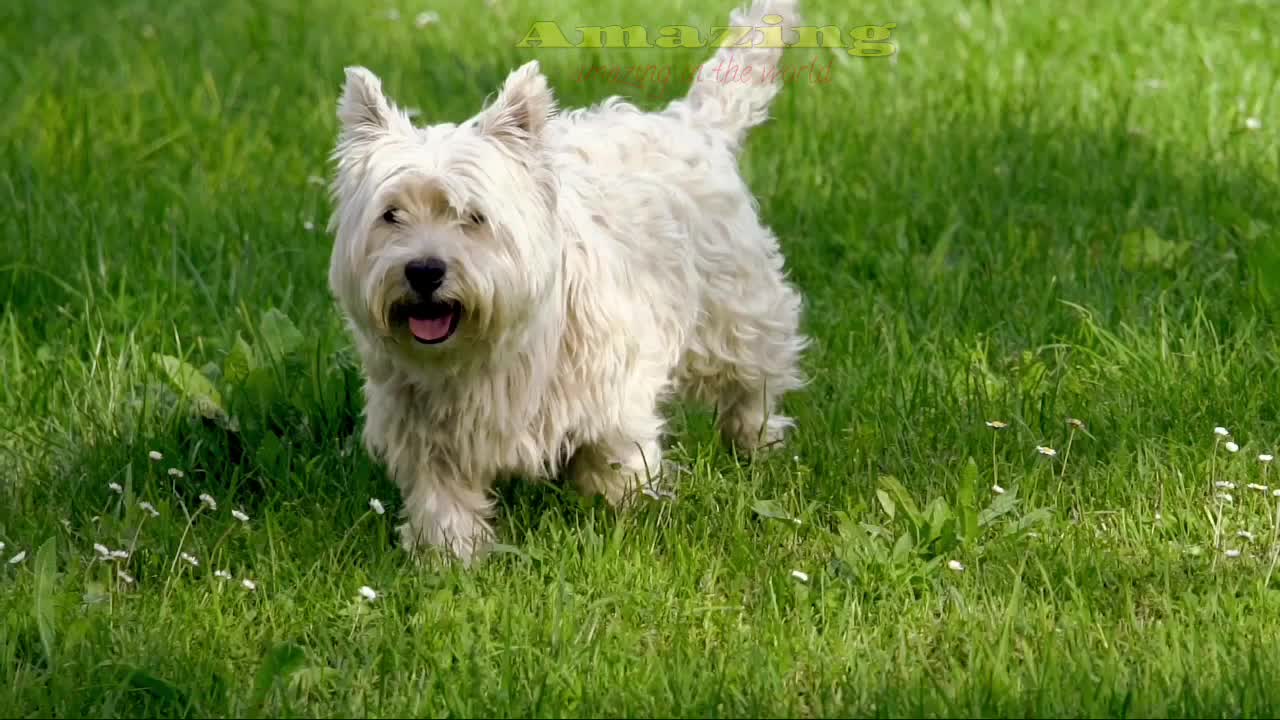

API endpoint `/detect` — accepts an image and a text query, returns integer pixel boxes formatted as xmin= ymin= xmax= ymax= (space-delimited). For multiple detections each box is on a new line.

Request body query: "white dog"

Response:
xmin=328 ymin=0 xmax=808 ymax=563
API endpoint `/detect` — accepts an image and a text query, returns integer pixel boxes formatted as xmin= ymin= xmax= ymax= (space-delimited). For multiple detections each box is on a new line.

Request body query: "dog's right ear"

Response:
xmin=338 ymin=67 xmax=397 ymax=141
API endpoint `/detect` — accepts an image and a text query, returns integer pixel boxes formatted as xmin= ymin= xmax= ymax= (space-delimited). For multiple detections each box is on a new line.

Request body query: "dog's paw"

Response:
xmin=397 ymin=520 xmax=491 ymax=568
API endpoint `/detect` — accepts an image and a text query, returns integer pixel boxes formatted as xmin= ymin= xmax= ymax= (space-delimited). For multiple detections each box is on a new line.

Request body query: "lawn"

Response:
xmin=3 ymin=0 xmax=1280 ymax=716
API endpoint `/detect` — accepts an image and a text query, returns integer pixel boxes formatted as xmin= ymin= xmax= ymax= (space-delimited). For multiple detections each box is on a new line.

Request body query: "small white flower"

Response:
xmin=94 ymin=543 xmax=111 ymax=557
xmin=1216 ymin=493 xmax=1235 ymax=503
xmin=0 ymin=542 xmax=5 ymax=553
xmin=789 ymin=570 xmax=810 ymax=583
xmin=991 ymin=484 xmax=1006 ymax=495
xmin=242 ymin=578 xmax=257 ymax=591
xmin=359 ymin=585 xmax=379 ymax=601
xmin=118 ymin=571 xmax=135 ymax=584
xmin=139 ymin=501 xmax=160 ymax=517
xmin=8 ymin=550 xmax=26 ymax=565
xmin=385 ymin=8 xmax=400 ymax=20
xmin=167 ymin=468 xmax=184 ymax=478
xmin=1142 ymin=78 xmax=1166 ymax=90
xmin=1067 ymin=418 xmax=1085 ymax=430
xmin=947 ymin=559 xmax=965 ymax=572
xmin=1225 ymin=549 xmax=1242 ymax=558
xmin=1154 ymin=511 xmax=1163 ymax=521
xmin=307 ymin=174 xmax=325 ymax=186
xmin=985 ymin=420 xmax=1008 ymax=430
xmin=110 ymin=550 xmax=129 ymax=560
xmin=1245 ymin=117 xmax=1262 ymax=131
xmin=180 ymin=552 xmax=199 ymax=567
xmin=369 ymin=498 xmax=386 ymax=515
xmin=1215 ymin=426 xmax=1230 ymax=437
xmin=199 ymin=493 xmax=217 ymax=511
xmin=302 ymin=220 xmax=315 ymax=232
xmin=214 ymin=570 xmax=233 ymax=581
xmin=1035 ymin=446 xmax=1057 ymax=457
xmin=231 ymin=509 xmax=249 ymax=523
xmin=1215 ymin=481 xmax=1236 ymax=490
xmin=148 ymin=450 xmax=164 ymax=462
xmin=108 ymin=482 xmax=123 ymax=494
xmin=1248 ymin=483 xmax=1269 ymax=492
xmin=1226 ymin=441 xmax=1240 ymax=453
xmin=1260 ymin=454 xmax=1274 ymax=464
xmin=1273 ymin=489 xmax=1280 ymax=498
xmin=414 ymin=10 xmax=439 ymax=27
xmin=1238 ymin=530 xmax=1256 ymax=542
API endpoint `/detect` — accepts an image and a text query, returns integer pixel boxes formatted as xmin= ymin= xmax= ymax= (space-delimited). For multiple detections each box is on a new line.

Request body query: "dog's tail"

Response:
xmin=677 ymin=0 xmax=801 ymax=149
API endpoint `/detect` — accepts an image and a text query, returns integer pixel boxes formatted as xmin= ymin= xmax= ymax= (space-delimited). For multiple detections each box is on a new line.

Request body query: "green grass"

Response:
xmin=3 ymin=0 xmax=1280 ymax=715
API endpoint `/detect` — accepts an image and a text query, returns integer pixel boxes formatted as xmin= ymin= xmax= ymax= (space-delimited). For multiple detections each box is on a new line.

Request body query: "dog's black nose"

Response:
xmin=405 ymin=258 xmax=447 ymax=295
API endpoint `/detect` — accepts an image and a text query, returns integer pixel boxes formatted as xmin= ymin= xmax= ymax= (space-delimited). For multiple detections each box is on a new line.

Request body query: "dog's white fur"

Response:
xmin=328 ymin=0 xmax=808 ymax=563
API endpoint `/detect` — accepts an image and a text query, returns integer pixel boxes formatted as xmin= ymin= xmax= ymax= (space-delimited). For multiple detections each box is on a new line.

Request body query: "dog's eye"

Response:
xmin=381 ymin=208 xmax=400 ymax=225
xmin=466 ymin=211 xmax=486 ymax=225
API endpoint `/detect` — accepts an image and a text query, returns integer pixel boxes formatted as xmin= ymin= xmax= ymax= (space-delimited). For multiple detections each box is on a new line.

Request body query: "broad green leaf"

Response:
xmin=875 ymin=489 xmax=896 ymax=521
xmin=1119 ymin=227 xmax=1190 ymax=271
xmin=879 ymin=476 xmax=922 ymax=527
xmin=223 ymin=333 xmax=257 ymax=386
xmin=979 ymin=490 xmax=1019 ymax=527
xmin=259 ymin=308 xmax=304 ymax=361
xmin=154 ymin=354 xmax=225 ymax=419
xmin=33 ymin=536 xmax=57 ymax=664
xmin=752 ymin=499 xmax=801 ymax=525
xmin=252 ymin=642 xmax=307 ymax=709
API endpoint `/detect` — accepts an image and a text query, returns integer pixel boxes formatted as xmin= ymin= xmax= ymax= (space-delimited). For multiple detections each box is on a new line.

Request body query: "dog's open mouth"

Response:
xmin=405 ymin=301 xmax=462 ymax=344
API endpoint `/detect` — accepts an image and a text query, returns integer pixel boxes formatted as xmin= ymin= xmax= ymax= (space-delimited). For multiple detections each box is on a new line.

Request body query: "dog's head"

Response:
xmin=327 ymin=62 xmax=560 ymax=368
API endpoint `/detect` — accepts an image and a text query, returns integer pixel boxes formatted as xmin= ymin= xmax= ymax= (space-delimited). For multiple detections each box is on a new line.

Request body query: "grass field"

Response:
xmin=3 ymin=0 xmax=1280 ymax=715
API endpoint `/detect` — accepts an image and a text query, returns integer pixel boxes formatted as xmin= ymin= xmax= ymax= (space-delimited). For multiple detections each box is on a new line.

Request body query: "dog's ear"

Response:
xmin=477 ymin=60 xmax=556 ymax=144
xmin=338 ymin=67 xmax=399 ymax=140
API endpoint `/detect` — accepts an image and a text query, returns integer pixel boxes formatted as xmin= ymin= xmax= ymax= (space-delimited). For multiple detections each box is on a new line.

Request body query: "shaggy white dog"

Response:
xmin=328 ymin=0 xmax=808 ymax=563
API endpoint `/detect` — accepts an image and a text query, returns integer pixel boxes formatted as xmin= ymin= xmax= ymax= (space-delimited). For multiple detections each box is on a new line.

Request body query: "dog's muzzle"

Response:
xmin=396 ymin=258 xmax=463 ymax=344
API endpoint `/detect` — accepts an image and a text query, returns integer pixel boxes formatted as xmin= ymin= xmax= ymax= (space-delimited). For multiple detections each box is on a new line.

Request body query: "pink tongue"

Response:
xmin=409 ymin=315 xmax=452 ymax=342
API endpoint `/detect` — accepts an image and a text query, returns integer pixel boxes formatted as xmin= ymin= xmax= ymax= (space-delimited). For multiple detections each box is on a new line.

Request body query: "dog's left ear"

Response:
xmin=477 ymin=61 xmax=557 ymax=145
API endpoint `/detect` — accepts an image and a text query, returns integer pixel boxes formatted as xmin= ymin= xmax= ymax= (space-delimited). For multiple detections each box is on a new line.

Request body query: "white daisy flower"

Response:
xmin=214 ymin=570 xmax=233 ymax=581
xmin=369 ymin=498 xmax=386 ymax=515
xmin=303 ymin=220 xmax=315 ymax=232
xmin=199 ymin=493 xmax=217 ymax=511
xmin=148 ymin=450 xmax=164 ymax=462
xmin=1035 ymin=446 xmax=1057 ymax=457
xmin=94 ymin=543 xmax=111 ymax=557
xmin=1260 ymin=454 xmax=1274 ymax=464
xmin=108 ymin=482 xmax=123 ymax=494
xmin=180 ymin=552 xmax=199 ymax=567
xmin=1238 ymin=530 xmax=1256 ymax=542
xmin=985 ymin=420 xmax=1008 ymax=430
xmin=1216 ymin=493 xmax=1235 ymax=503
xmin=947 ymin=559 xmax=965 ymax=572
xmin=1226 ymin=441 xmax=1240 ymax=453
xmin=139 ymin=501 xmax=160 ymax=517
xmin=789 ymin=570 xmax=810 ymax=583
xmin=1247 ymin=483 xmax=1269 ymax=492
xmin=1215 ymin=427 xmax=1230 ymax=437
xmin=1154 ymin=511 xmax=1163 ymax=521
xmin=242 ymin=578 xmax=257 ymax=591
xmin=8 ymin=550 xmax=26 ymax=565
xmin=167 ymin=468 xmax=184 ymax=478
xmin=1067 ymin=418 xmax=1085 ymax=430
xmin=414 ymin=10 xmax=439 ymax=27
xmin=110 ymin=550 xmax=129 ymax=560
xmin=1215 ymin=481 xmax=1236 ymax=490
xmin=359 ymin=585 xmax=379 ymax=601
xmin=1273 ymin=489 xmax=1280 ymax=498
xmin=1225 ymin=549 xmax=1242 ymax=558
xmin=992 ymin=484 xmax=1006 ymax=495
xmin=231 ymin=509 xmax=250 ymax=523
xmin=0 ymin=542 xmax=4 ymax=553
xmin=1245 ymin=117 xmax=1262 ymax=131
xmin=118 ymin=571 xmax=135 ymax=584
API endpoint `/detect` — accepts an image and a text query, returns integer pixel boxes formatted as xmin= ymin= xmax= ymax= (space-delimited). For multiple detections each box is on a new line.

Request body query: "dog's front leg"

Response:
xmin=395 ymin=460 xmax=495 ymax=566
